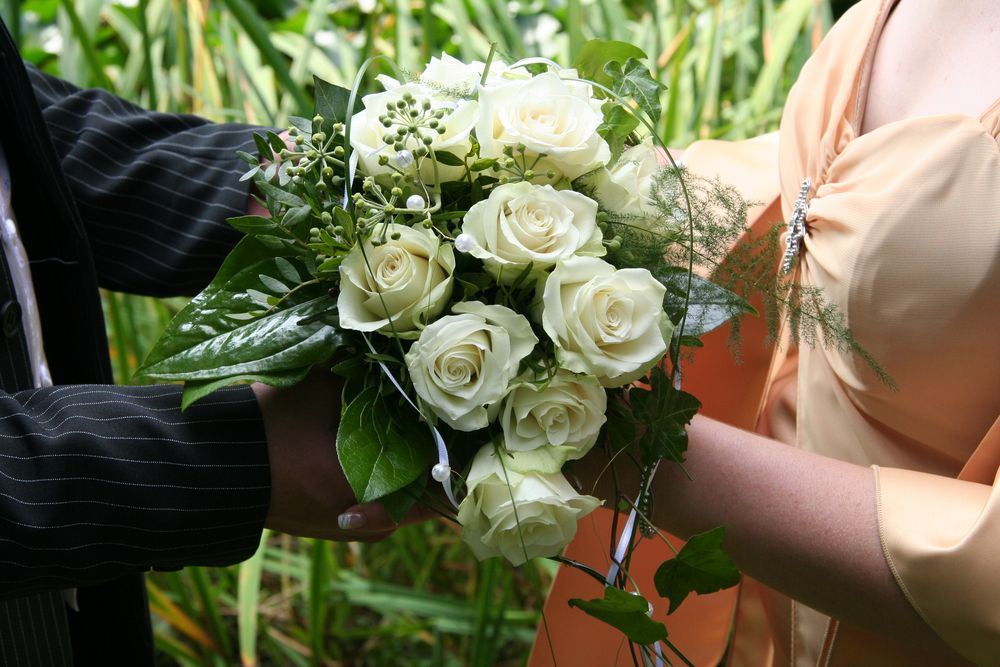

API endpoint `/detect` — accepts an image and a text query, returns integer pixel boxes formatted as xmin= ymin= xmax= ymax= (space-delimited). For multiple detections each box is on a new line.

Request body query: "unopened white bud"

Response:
xmin=454 ymin=233 xmax=476 ymax=253
xmin=431 ymin=463 xmax=451 ymax=482
xmin=406 ymin=194 xmax=426 ymax=210
xmin=395 ymin=150 xmax=415 ymax=168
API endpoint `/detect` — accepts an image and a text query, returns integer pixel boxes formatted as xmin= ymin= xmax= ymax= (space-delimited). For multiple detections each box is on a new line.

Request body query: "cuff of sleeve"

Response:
xmin=148 ymin=384 xmax=271 ymax=570
xmin=873 ymin=465 xmax=1000 ymax=665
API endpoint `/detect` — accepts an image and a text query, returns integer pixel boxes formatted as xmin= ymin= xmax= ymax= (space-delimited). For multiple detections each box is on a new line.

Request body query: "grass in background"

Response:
xmin=4 ymin=0 xmax=848 ymax=663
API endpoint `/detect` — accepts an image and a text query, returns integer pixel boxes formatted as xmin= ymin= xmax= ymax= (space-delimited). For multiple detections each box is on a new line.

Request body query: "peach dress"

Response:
xmin=531 ymin=0 xmax=1000 ymax=665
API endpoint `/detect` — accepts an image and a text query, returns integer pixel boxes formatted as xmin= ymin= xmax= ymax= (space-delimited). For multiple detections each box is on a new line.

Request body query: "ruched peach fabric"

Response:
xmin=531 ymin=0 xmax=1000 ymax=664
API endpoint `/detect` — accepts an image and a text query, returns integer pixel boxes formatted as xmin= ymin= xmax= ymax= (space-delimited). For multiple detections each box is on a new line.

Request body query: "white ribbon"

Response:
xmin=606 ymin=504 xmax=637 ymax=586
xmin=361 ymin=334 xmax=458 ymax=509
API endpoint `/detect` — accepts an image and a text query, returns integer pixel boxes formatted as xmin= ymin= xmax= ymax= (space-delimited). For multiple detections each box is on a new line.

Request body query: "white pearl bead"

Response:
xmin=405 ymin=194 xmax=426 ymax=210
xmin=431 ymin=463 xmax=451 ymax=482
xmin=395 ymin=150 xmax=415 ymax=168
xmin=454 ymin=233 xmax=475 ymax=253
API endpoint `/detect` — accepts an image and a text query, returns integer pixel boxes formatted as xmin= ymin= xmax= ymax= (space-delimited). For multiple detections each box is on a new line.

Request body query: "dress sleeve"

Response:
xmin=874 ymin=458 xmax=1000 ymax=665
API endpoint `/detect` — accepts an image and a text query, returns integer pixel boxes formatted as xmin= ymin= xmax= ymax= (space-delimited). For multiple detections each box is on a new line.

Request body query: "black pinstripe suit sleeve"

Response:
xmin=24 ymin=64 xmax=265 ymax=297
xmin=0 ymin=383 xmax=270 ymax=599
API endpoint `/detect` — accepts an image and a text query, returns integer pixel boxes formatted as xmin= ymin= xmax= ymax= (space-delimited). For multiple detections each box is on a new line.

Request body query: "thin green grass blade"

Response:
xmin=238 ymin=530 xmax=268 ymax=667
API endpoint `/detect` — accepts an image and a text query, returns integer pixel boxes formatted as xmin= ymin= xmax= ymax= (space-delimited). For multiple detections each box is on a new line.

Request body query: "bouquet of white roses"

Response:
xmin=138 ymin=42 xmax=759 ymax=659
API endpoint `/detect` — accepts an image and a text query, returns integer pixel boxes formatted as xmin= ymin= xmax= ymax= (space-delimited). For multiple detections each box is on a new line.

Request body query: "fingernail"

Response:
xmin=337 ymin=512 xmax=365 ymax=530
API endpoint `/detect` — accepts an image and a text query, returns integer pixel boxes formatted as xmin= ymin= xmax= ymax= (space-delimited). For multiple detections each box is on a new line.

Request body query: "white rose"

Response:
xmin=500 ymin=369 xmax=607 ymax=460
xmin=377 ymin=54 xmax=511 ymax=92
xmin=350 ymin=82 xmax=478 ymax=183
xmin=461 ymin=182 xmax=604 ymax=278
xmin=457 ymin=445 xmax=601 ymax=566
xmin=541 ymin=256 xmax=672 ymax=387
xmin=591 ymin=138 xmax=661 ymax=219
xmin=404 ymin=301 xmax=537 ymax=431
xmin=477 ymin=72 xmax=611 ymax=182
xmin=338 ymin=223 xmax=455 ymax=336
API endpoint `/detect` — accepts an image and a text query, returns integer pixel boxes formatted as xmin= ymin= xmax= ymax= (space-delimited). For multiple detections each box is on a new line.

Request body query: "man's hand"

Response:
xmin=252 ymin=370 xmax=401 ymax=542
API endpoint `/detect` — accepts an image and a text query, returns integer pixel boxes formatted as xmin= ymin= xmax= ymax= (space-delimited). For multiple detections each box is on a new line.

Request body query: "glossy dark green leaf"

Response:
xmin=180 ymin=367 xmax=311 ymax=410
xmin=139 ymin=297 xmax=343 ymax=381
xmin=137 ymin=237 xmax=328 ymax=382
xmin=568 ymin=587 xmax=667 ymax=645
xmin=656 ymin=267 xmax=756 ymax=337
xmin=654 ymin=527 xmax=740 ymax=614
xmin=337 ymin=385 xmax=433 ymax=504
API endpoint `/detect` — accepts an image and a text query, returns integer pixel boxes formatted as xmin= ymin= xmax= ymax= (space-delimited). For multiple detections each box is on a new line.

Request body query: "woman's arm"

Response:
xmin=582 ymin=415 xmax=968 ymax=660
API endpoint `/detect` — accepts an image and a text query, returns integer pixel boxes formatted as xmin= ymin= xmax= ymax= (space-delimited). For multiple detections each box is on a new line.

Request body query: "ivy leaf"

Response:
xmin=337 ymin=385 xmax=434 ymax=504
xmin=656 ymin=267 xmax=757 ymax=337
xmin=629 ymin=370 xmax=701 ymax=465
xmin=569 ymin=587 xmax=667 ymax=645
xmin=574 ymin=39 xmax=648 ymax=91
xmin=654 ymin=527 xmax=740 ymax=613
xmin=604 ymin=58 xmax=665 ymax=125
xmin=287 ymin=115 xmax=313 ymax=135
xmin=313 ymin=75 xmax=353 ymax=126
xmin=597 ymin=102 xmax=640 ymax=164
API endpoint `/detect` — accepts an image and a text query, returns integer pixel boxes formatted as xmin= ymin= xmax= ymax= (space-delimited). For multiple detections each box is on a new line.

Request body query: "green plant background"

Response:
xmin=4 ymin=0 xmax=854 ymax=664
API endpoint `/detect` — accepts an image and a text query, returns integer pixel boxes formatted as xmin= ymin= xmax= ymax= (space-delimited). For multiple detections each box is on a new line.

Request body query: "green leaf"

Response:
xmin=253 ymin=132 xmax=273 ymax=161
xmin=656 ymin=267 xmax=757 ymax=337
xmin=379 ymin=474 xmax=427 ymax=523
xmin=256 ymin=180 xmax=306 ymax=208
xmin=432 ymin=151 xmax=466 ymax=167
xmin=140 ymin=297 xmax=343 ymax=381
xmin=597 ymin=102 xmax=640 ymax=164
xmin=605 ymin=58 xmax=665 ymax=125
xmin=629 ymin=371 xmax=701 ymax=465
xmin=180 ymin=367 xmax=311 ymax=410
xmin=568 ymin=587 xmax=666 ymax=645
xmin=653 ymin=527 xmax=740 ymax=614
xmin=287 ymin=115 xmax=313 ymax=135
xmin=282 ymin=204 xmax=313 ymax=230
xmin=137 ymin=237 xmax=331 ymax=382
xmin=314 ymin=75 xmax=353 ymax=126
xmin=274 ymin=256 xmax=301 ymax=284
xmin=227 ymin=215 xmax=278 ymax=236
xmin=337 ymin=385 xmax=434 ymax=504
xmin=258 ymin=274 xmax=290 ymax=294
xmin=266 ymin=130 xmax=287 ymax=153
xmin=574 ymin=39 xmax=648 ymax=91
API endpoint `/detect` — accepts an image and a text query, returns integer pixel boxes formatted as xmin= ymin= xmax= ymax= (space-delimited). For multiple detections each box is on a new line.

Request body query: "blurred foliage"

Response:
xmin=3 ymin=0 xmax=841 ymax=664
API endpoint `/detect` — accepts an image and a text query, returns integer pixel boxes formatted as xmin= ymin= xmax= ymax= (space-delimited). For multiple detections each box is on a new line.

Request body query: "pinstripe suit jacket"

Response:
xmin=1 ymin=20 xmax=272 ymax=666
